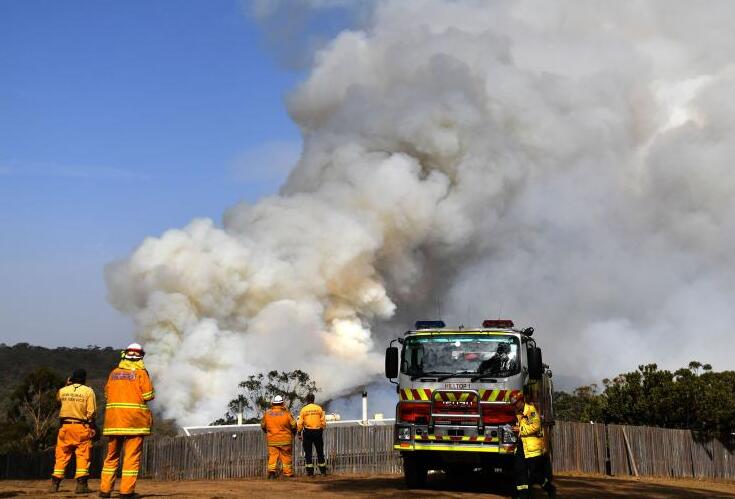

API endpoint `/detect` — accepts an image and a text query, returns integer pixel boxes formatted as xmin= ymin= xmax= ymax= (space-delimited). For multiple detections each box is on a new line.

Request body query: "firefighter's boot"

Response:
xmin=318 ymin=463 xmax=327 ymax=476
xmin=306 ymin=466 xmax=314 ymax=477
xmin=50 ymin=476 xmax=62 ymax=492
xmin=543 ymin=482 xmax=557 ymax=498
xmin=75 ymin=477 xmax=90 ymax=494
xmin=97 ymin=492 xmax=111 ymax=498
xmin=267 ymin=471 xmax=276 ymax=480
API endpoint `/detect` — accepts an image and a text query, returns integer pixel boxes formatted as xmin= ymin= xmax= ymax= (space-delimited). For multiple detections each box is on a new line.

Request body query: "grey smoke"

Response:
xmin=107 ymin=0 xmax=735 ymax=423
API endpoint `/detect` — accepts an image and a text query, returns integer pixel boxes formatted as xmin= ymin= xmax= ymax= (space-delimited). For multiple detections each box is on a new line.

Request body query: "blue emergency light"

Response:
xmin=414 ymin=320 xmax=446 ymax=329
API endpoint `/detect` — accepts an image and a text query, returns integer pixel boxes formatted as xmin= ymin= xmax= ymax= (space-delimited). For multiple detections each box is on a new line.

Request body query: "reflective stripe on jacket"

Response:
xmin=517 ymin=402 xmax=545 ymax=458
xmin=261 ymin=405 xmax=296 ymax=446
xmin=297 ymin=403 xmax=326 ymax=431
xmin=103 ymin=360 xmax=155 ymax=436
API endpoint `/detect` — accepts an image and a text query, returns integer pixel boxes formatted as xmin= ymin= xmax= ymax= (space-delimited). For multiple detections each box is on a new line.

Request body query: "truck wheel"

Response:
xmin=403 ymin=454 xmax=427 ymax=488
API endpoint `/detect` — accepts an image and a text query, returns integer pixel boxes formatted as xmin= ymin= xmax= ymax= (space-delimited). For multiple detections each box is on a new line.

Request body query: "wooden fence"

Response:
xmin=549 ymin=421 xmax=607 ymax=475
xmin=607 ymin=424 xmax=735 ymax=480
xmin=141 ymin=423 xmax=401 ymax=480
xmin=3 ymin=421 xmax=734 ymax=481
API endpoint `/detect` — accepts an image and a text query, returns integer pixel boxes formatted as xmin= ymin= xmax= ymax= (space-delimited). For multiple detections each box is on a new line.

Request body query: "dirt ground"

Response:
xmin=2 ymin=473 xmax=734 ymax=499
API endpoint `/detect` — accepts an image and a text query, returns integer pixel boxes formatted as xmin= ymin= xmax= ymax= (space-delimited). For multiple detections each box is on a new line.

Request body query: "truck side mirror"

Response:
xmin=385 ymin=346 xmax=399 ymax=379
xmin=527 ymin=347 xmax=543 ymax=380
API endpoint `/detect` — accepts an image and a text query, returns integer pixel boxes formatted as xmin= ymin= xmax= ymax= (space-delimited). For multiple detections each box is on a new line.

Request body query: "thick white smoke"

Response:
xmin=107 ymin=0 xmax=735 ymax=424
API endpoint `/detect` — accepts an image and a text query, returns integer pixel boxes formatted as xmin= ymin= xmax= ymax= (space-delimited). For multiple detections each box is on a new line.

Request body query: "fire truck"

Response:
xmin=385 ymin=319 xmax=554 ymax=487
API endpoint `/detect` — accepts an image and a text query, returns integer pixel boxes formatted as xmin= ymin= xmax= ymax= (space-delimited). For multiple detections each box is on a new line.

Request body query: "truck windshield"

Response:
xmin=401 ymin=335 xmax=520 ymax=378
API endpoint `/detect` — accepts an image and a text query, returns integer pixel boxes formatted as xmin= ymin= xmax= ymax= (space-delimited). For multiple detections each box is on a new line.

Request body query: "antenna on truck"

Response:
xmin=435 ymin=296 xmax=443 ymax=324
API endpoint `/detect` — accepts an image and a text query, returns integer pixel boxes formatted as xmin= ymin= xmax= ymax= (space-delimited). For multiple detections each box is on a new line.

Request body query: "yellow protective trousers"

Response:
xmin=100 ymin=435 xmax=143 ymax=495
xmin=267 ymin=445 xmax=293 ymax=476
xmin=52 ymin=423 xmax=93 ymax=479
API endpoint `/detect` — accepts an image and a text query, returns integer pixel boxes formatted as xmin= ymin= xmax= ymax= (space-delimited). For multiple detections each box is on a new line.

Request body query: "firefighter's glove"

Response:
xmin=90 ymin=424 xmax=101 ymax=442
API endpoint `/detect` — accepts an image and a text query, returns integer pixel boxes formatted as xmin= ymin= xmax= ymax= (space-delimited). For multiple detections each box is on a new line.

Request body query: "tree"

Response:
xmin=213 ymin=370 xmax=320 ymax=425
xmin=4 ymin=367 xmax=64 ymax=452
xmin=554 ymin=361 xmax=735 ymax=438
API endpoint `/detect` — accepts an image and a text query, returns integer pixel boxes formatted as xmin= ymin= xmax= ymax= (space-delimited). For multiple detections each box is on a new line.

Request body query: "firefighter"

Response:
xmin=511 ymin=392 xmax=556 ymax=499
xmin=297 ymin=393 xmax=327 ymax=476
xmin=261 ymin=395 xmax=297 ymax=479
xmin=50 ymin=368 xmax=97 ymax=493
xmin=479 ymin=342 xmax=516 ymax=375
xmin=99 ymin=343 xmax=155 ymax=498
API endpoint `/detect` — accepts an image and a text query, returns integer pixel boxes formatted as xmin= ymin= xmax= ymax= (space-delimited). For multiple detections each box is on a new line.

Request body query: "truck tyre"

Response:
xmin=403 ymin=454 xmax=427 ymax=488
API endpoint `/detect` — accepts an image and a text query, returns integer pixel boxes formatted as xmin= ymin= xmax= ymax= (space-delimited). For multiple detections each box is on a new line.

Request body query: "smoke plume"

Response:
xmin=107 ymin=0 xmax=735 ymax=424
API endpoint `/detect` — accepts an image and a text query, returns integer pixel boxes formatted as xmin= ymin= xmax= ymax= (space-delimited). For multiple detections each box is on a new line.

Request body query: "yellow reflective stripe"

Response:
xmin=106 ymin=403 xmax=150 ymax=410
xmin=517 ymin=485 xmax=529 ymax=490
xmin=417 ymin=435 xmax=491 ymax=442
xmin=418 ymin=390 xmax=430 ymax=401
xmin=267 ymin=441 xmax=292 ymax=446
xmin=101 ymin=469 xmax=117 ymax=475
xmin=396 ymin=444 xmax=509 ymax=453
xmin=121 ymin=470 xmax=139 ymax=476
xmin=404 ymin=389 xmax=414 ymax=401
xmin=103 ymin=427 xmax=151 ymax=434
xmin=142 ymin=391 xmax=155 ymax=398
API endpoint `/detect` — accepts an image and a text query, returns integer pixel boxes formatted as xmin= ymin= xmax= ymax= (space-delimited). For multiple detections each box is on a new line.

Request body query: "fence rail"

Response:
xmin=3 ymin=421 xmax=734 ymax=481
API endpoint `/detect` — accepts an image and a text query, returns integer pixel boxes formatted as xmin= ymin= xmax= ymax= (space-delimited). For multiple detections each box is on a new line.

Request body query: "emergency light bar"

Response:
xmin=482 ymin=319 xmax=514 ymax=328
xmin=414 ymin=320 xmax=446 ymax=329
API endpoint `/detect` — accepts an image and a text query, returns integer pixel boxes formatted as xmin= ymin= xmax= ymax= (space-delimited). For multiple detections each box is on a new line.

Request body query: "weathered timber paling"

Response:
xmin=2 ymin=421 xmax=735 ymax=480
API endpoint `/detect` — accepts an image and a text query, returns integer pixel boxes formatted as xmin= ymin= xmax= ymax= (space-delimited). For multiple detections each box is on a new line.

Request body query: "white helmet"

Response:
xmin=272 ymin=395 xmax=284 ymax=405
xmin=124 ymin=342 xmax=145 ymax=360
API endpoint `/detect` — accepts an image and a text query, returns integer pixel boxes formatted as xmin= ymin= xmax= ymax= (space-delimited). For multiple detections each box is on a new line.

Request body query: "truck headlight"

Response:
xmin=484 ymin=427 xmax=498 ymax=438
xmin=397 ymin=426 xmax=412 ymax=440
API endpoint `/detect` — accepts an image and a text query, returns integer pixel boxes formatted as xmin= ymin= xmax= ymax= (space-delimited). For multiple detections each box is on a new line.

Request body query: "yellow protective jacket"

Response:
xmin=58 ymin=383 xmax=97 ymax=422
xmin=102 ymin=359 xmax=155 ymax=436
xmin=517 ymin=402 xmax=545 ymax=458
xmin=297 ymin=403 xmax=326 ymax=431
xmin=261 ymin=405 xmax=296 ymax=447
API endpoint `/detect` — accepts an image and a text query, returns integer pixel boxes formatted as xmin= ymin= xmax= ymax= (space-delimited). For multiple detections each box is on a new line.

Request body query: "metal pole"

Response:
xmin=362 ymin=390 xmax=368 ymax=422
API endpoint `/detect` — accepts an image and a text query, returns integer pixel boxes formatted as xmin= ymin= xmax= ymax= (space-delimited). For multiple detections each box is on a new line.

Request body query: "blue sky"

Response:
xmin=0 ymin=0 xmax=354 ymax=347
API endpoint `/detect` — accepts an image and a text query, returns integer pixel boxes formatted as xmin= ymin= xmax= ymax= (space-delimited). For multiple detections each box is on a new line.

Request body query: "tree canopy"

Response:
xmin=213 ymin=370 xmax=319 ymax=425
xmin=1 ymin=367 xmax=64 ymax=452
xmin=554 ymin=361 xmax=735 ymax=437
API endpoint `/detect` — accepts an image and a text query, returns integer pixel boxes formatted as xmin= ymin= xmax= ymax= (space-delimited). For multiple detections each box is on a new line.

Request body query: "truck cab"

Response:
xmin=385 ymin=320 xmax=553 ymax=487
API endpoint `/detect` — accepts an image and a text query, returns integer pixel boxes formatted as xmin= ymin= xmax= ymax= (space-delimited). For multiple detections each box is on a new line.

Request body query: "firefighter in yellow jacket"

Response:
xmin=297 ymin=393 xmax=327 ymax=476
xmin=511 ymin=393 xmax=556 ymax=498
xmin=99 ymin=343 xmax=155 ymax=498
xmin=261 ymin=395 xmax=297 ymax=479
xmin=51 ymin=368 xmax=97 ymax=493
